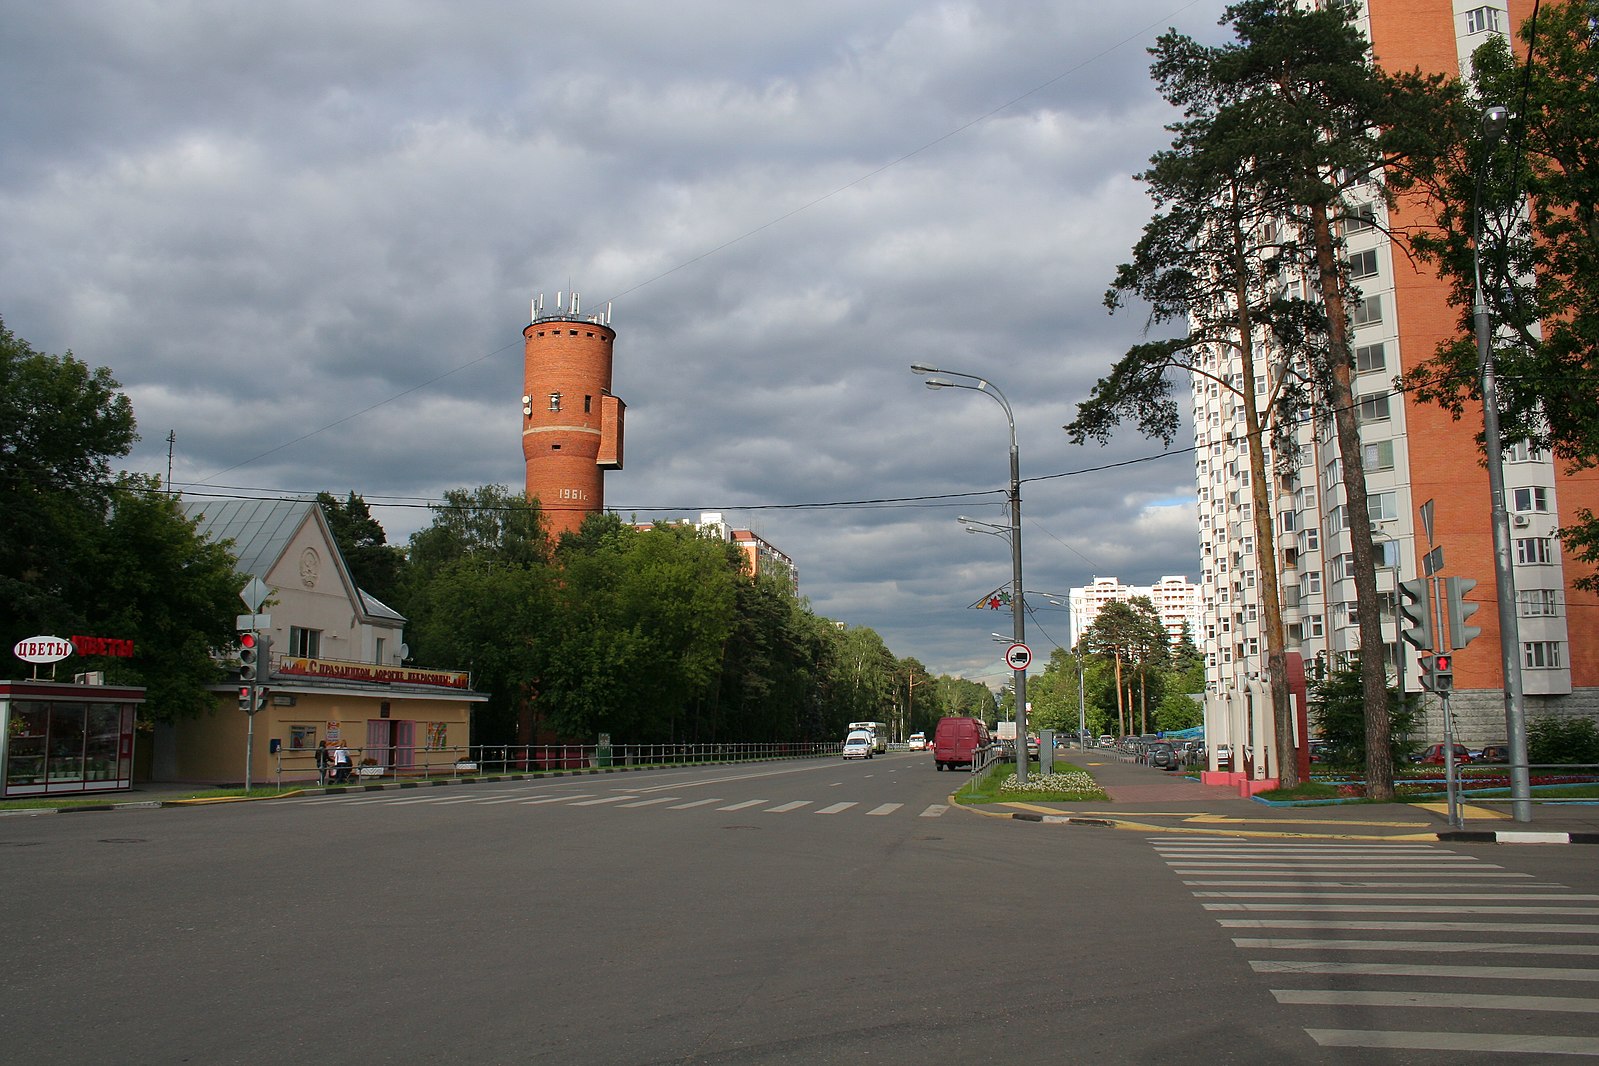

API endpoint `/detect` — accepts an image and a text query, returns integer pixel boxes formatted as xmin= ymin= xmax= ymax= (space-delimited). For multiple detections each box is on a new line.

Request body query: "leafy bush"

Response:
xmin=1527 ymin=716 xmax=1599 ymax=766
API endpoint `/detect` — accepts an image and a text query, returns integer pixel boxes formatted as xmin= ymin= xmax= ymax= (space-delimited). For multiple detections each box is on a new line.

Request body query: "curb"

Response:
xmin=1437 ymin=829 xmax=1599 ymax=845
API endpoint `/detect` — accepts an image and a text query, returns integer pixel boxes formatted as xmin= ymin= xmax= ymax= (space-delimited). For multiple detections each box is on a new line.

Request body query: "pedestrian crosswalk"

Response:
xmin=1151 ymin=837 xmax=1599 ymax=1057
xmin=295 ymin=787 xmax=952 ymax=820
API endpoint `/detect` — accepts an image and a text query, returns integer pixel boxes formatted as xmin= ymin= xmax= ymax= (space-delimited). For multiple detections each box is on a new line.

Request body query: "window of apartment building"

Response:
xmin=1354 ymin=342 xmax=1387 ymax=375
xmin=1307 ymin=614 xmax=1324 ymax=638
xmin=1363 ymin=439 xmax=1396 ymax=472
xmin=1279 ymin=510 xmax=1297 ymax=533
xmin=1465 ymin=6 xmax=1502 ymax=34
xmin=1518 ymin=589 xmax=1562 ymax=617
xmin=1512 ymin=486 xmax=1551 ymax=512
xmin=1327 ymin=505 xmax=1348 ymax=532
xmin=1348 ymin=248 xmax=1379 ymax=279
xmin=1523 ymin=641 xmax=1563 ymax=669
xmin=1222 ymin=647 xmax=1233 ymax=664
xmin=1506 ymin=439 xmax=1546 ymax=463
xmin=1240 ymin=536 xmax=1254 ymax=556
xmin=1245 ymin=637 xmax=1259 ymax=657
xmin=1303 ymin=527 xmax=1319 ymax=552
xmin=1296 ymin=486 xmax=1317 ymax=511
xmin=1342 ymin=203 xmax=1377 ymax=234
xmin=1355 ymin=393 xmax=1392 ymax=425
xmin=1255 ymin=374 xmax=1267 ymax=395
xmin=1369 ymin=491 xmax=1399 ymax=522
xmin=1332 ymin=553 xmax=1356 ymax=582
xmin=374 ymin=637 xmax=385 ymax=665
xmin=1206 ymin=624 xmax=1217 ymax=640
xmin=1242 ymin=569 xmax=1256 ymax=589
xmin=1351 ymin=293 xmax=1383 ymax=327
xmin=288 ymin=627 xmax=322 ymax=659
xmin=1323 ymin=456 xmax=1342 ymax=491
xmin=1301 ymin=572 xmax=1322 ymax=597
xmin=1516 ymin=537 xmax=1555 ymax=564
xmin=1220 ymin=616 xmax=1232 ymax=634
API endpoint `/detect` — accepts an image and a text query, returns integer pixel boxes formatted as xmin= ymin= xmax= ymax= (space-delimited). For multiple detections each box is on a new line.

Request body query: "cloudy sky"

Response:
xmin=2 ymin=0 xmax=1230 ymax=683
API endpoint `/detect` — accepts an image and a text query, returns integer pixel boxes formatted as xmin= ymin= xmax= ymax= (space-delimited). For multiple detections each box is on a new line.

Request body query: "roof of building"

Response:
xmin=179 ymin=496 xmax=405 ymax=625
xmin=180 ymin=497 xmax=310 ymax=578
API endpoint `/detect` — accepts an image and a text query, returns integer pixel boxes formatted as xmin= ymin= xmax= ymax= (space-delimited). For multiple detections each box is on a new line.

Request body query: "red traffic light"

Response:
xmin=1434 ymin=654 xmax=1451 ymax=671
xmin=239 ymin=633 xmax=258 ymax=650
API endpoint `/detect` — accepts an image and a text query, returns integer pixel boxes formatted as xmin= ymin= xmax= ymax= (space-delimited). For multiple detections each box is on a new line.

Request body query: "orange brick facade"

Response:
xmin=521 ymin=311 xmax=625 ymax=539
xmin=1372 ymin=0 xmax=1599 ymax=698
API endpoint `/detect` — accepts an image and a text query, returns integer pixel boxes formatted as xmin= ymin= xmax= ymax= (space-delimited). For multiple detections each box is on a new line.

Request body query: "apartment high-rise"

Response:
xmin=1070 ymin=576 xmax=1201 ymax=651
xmin=521 ymin=293 xmax=626 ymax=538
xmin=1196 ymin=0 xmax=1599 ymax=768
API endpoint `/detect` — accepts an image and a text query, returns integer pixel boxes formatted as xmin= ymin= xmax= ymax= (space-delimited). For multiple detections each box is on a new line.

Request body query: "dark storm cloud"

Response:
xmin=0 ymin=0 xmax=1226 ymax=678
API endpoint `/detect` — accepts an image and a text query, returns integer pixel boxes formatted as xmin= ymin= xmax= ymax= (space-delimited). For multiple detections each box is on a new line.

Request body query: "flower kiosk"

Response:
xmin=2 ymin=678 xmax=144 ymax=797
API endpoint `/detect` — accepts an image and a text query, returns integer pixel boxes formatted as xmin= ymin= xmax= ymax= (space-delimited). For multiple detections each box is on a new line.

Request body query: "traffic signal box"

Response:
xmin=1398 ymin=579 xmax=1432 ymax=652
xmin=238 ymin=632 xmax=259 ymax=682
xmin=1420 ymin=653 xmax=1454 ymax=693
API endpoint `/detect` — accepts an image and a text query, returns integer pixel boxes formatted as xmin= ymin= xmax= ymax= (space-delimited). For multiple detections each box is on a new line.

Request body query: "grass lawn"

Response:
xmin=956 ymin=760 xmax=1109 ymax=804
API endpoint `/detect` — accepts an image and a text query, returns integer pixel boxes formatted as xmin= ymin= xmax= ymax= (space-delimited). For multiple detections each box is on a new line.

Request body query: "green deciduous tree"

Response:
xmin=0 ymin=320 xmax=249 ymax=720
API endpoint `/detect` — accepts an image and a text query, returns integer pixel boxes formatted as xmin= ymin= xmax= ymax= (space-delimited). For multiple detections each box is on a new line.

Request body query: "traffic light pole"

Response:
xmin=1441 ymin=691 xmax=1461 ymax=830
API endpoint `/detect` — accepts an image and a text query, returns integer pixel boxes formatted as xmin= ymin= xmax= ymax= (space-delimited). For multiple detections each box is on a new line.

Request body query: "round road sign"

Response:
xmin=1005 ymin=643 xmax=1032 ymax=670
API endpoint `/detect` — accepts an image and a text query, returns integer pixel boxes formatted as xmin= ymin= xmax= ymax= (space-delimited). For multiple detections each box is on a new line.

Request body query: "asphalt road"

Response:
xmin=2 ymin=752 xmax=1596 ymax=1063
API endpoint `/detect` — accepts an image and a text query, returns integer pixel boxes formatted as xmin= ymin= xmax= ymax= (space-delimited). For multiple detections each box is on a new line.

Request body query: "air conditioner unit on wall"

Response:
xmin=1512 ymin=513 xmax=1530 ymax=527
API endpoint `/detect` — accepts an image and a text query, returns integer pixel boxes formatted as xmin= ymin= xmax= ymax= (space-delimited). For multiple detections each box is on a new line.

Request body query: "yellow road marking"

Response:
xmin=1413 ymin=801 xmax=1510 ymax=821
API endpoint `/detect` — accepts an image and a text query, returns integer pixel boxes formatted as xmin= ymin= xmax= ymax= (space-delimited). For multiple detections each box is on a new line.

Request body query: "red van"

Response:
xmin=933 ymin=716 xmax=991 ymax=771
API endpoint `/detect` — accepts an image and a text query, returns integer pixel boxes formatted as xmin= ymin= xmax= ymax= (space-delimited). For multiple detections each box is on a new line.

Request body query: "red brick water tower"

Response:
xmin=521 ymin=292 xmax=625 ymax=538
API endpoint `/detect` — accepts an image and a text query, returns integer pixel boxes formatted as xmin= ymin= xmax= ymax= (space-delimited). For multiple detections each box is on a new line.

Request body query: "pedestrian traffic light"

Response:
xmin=237 ymin=685 xmax=252 ymax=710
xmin=239 ymin=632 xmax=259 ymax=682
xmin=1398 ymin=579 xmax=1433 ymax=651
xmin=1421 ymin=653 xmax=1453 ymax=693
xmin=1446 ymin=576 xmax=1481 ymax=650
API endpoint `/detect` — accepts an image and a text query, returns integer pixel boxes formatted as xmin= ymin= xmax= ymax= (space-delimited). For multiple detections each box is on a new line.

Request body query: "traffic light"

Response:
xmin=239 ymin=632 xmax=259 ymax=682
xmin=1421 ymin=652 xmax=1454 ymax=693
xmin=254 ymin=687 xmax=271 ymax=713
xmin=237 ymin=685 xmax=252 ymax=710
xmin=1446 ymin=576 xmax=1481 ymax=650
xmin=1398 ymin=579 xmax=1433 ymax=651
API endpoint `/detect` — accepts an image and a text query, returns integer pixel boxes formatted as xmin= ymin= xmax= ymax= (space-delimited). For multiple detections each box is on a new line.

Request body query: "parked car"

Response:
xmin=1148 ymin=743 xmax=1180 ymax=771
xmin=1414 ymin=743 xmax=1472 ymax=766
xmin=1099 ymin=734 xmax=1115 ymax=748
xmin=1214 ymin=743 xmax=1233 ymax=768
xmin=1026 ymin=736 xmax=1040 ymax=758
xmin=1478 ymin=743 xmax=1510 ymax=763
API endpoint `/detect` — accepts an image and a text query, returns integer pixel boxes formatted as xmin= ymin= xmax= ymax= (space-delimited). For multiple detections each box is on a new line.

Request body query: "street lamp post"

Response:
xmin=912 ymin=363 xmax=1030 ymax=784
xmin=1472 ymin=104 xmax=1531 ymax=823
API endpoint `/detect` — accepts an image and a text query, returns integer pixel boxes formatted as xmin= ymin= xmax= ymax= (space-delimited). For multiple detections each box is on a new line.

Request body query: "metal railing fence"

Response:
xmin=272 ymin=741 xmax=841 ymax=789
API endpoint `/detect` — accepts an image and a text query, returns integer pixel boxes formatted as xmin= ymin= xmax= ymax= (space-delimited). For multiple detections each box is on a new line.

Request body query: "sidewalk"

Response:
xmin=1002 ymin=749 xmax=1599 ymax=844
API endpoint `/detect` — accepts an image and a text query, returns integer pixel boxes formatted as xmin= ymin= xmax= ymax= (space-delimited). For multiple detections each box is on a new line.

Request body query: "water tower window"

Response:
xmin=584 ymin=395 xmax=592 ymax=413
xmin=551 ymin=443 xmax=562 ymax=451
xmin=549 ymin=392 xmax=562 ymax=412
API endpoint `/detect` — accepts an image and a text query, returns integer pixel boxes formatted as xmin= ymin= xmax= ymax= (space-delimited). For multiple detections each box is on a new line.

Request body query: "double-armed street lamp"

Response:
xmin=1471 ymin=104 xmax=1530 ymax=822
xmin=911 ymin=363 xmax=1030 ymax=784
